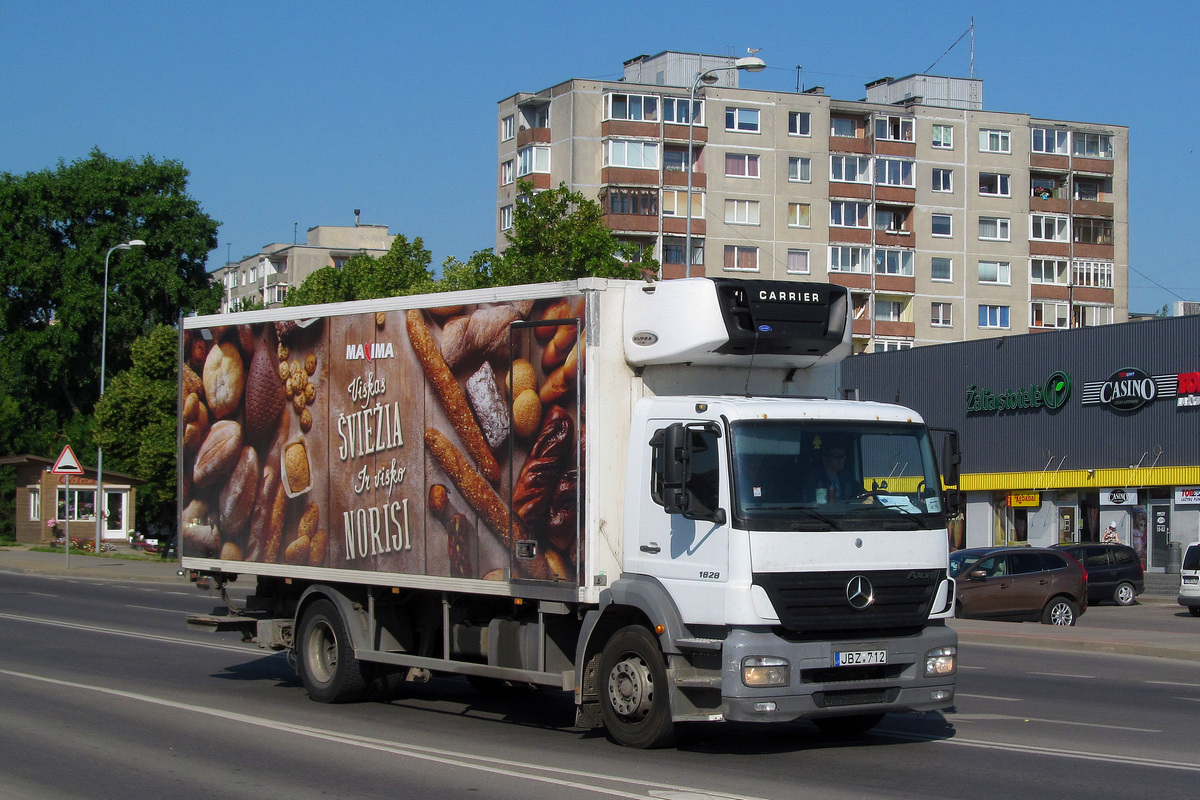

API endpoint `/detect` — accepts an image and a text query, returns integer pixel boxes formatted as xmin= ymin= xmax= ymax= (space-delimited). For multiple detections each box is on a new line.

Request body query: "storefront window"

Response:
xmin=57 ymin=487 xmax=96 ymax=521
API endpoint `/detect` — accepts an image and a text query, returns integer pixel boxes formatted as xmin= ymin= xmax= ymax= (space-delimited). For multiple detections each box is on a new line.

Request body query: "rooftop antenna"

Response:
xmin=354 ymin=208 xmax=361 ymax=226
xmin=293 ymin=222 xmax=298 ymax=244
xmin=925 ymin=18 xmax=974 ymax=75
xmin=795 ymin=64 xmax=803 ymax=93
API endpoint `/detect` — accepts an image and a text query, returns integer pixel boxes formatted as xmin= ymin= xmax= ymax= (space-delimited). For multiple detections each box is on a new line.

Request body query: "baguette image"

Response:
xmin=425 ymin=427 xmax=524 ymax=545
xmin=407 ymin=310 xmax=501 ymax=485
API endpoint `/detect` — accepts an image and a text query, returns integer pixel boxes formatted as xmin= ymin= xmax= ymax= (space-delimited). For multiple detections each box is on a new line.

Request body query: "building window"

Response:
xmin=932 ymin=124 xmax=954 ymax=149
xmin=500 ymin=205 xmax=513 ymax=231
xmin=1074 ymin=178 xmax=1110 ymax=202
xmin=725 ymin=107 xmax=759 ymax=132
xmin=1073 ymin=132 xmax=1114 ymax=159
xmin=725 ymin=153 xmax=760 ymax=178
xmin=331 ymin=257 xmax=348 ymax=270
xmin=873 ymin=339 xmax=913 ymax=353
xmin=1031 ymin=127 xmax=1069 ymax=155
xmin=829 ymin=245 xmax=870 ymax=274
xmin=786 ymin=249 xmax=810 ymax=274
xmin=663 ymin=147 xmax=693 ymax=173
xmin=931 ymin=302 xmax=953 ymax=327
xmin=1077 ymin=305 xmax=1114 ymax=326
xmin=603 ymin=139 xmax=658 ymax=169
xmin=723 ymin=245 xmax=758 ymax=271
xmin=875 ymin=115 xmax=914 ymax=142
xmin=931 ymin=214 xmax=953 ymax=237
xmin=830 ymin=201 xmax=870 ymax=228
xmin=29 ymin=486 xmax=40 ymax=520
xmin=501 ymin=115 xmax=515 ymax=142
xmin=517 ymin=145 xmax=551 ymax=176
xmin=979 ymin=129 xmax=1011 ymax=153
xmin=788 ymin=203 xmax=811 ymax=228
xmin=978 ymin=260 xmax=1011 ymax=285
xmin=57 ymin=486 xmax=96 ymax=522
xmin=932 ymin=168 xmax=953 ymax=192
xmin=978 ymin=304 xmax=1010 ymax=329
xmin=875 ymin=249 xmax=914 ymax=276
xmin=876 ymin=158 xmax=914 ymax=187
xmin=605 ymin=188 xmax=658 ymax=216
xmin=978 ymin=216 xmax=1010 ymax=241
xmin=1031 ymin=258 xmax=1068 ymax=285
xmin=876 ymin=207 xmax=907 ymax=234
xmin=931 ymin=257 xmax=952 ymax=281
xmin=605 ymin=93 xmax=658 ymax=122
xmin=830 ymin=155 xmax=871 ymax=183
xmin=663 ymin=97 xmax=701 ymax=125
xmin=788 ymin=156 xmax=811 ymax=182
xmin=874 ymin=298 xmax=904 ymax=322
xmin=1031 ymin=301 xmax=1069 ymax=329
xmin=501 ymin=160 xmax=513 ymax=186
xmin=663 ymin=239 xmax=703 ymax=266
xmin=1072 ymin=260 xmax=1114 ymax=289
xmin=788 ymin=111 xmax=811 ymax=136
xmin=1030 ymin=214 xmax=1069 ymax=242
xmin=830 ymin=116 xmax=857 ymax=138
xmin=662 ymin=190 xmax=702 ymax=219
xmin=978 ymin=172 xmax=1011 ymax=197
xmin=724 ymin=199 xmax=760 ymax=225
xmin=1074 ymin=217 xmax=1114 ymax=245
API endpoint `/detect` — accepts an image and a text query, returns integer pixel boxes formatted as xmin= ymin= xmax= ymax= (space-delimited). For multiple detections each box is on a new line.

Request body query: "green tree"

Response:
xmin=92 ymin=325 xmax=179 ymax=534
xmin=285 ymin=234 xmax=435 ymax=306
xmin=0 ymin=149 xmax=220 ymax=435
xmin=490 ymin=181 xmax=657 ymax=286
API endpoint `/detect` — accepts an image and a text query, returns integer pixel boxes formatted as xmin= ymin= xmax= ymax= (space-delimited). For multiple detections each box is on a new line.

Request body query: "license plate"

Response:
xmin=834 ymin=649 xmax=886 ymax=666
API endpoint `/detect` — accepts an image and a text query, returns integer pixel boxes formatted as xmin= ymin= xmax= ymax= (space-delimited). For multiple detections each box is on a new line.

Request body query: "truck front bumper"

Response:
xmin=711 ymin=623 xmax=957 ymax=723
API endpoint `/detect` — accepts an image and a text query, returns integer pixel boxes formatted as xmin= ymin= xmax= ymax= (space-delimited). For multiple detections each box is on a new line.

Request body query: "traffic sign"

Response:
xmin=52 ymin=445 xmax=84 ymax=475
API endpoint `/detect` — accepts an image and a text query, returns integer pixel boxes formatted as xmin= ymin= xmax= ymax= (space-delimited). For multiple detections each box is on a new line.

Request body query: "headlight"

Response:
xmin=742 ymin=656 xmax=790 ymax=687
xmin=924 ymin=646 xmax=956 ymax=677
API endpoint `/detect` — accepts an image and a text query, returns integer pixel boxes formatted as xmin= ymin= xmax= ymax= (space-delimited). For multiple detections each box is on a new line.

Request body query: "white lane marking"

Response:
xmin=124 ymin=604 xmax=189 ymax=613
xmin=1029 ymin=671 xmax=1094 ymax=679
xmin=956 ymin=693 xmax=1020 ymax=701
xmin=949 ymin=713 xmax=1158 ymax=733
xmin=1145 ymin=680 xmax=1197 ymax=688
xmin=0 ymin=668 xmax=771 ymax=800
xmin=957 ymin=665 xmax=987 ymax=670
xmin=882 ymin=729 xmax=1196 ymax=772
xmin=1175 ymin=696 xmax=1200 ymax=703
xmin=0 ymin=612 xmax=254 ymax=654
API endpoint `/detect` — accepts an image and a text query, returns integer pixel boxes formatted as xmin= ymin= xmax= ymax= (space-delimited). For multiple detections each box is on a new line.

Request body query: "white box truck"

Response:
xmin=180 ymin=277 xmax=959 ymax=748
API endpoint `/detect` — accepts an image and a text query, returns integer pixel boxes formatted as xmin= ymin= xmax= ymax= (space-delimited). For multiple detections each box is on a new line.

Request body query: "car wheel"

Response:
xmin=1113 ymin=582 xmax=1137 ymax=606
xmin=1189 ymin=606 xmax=1200 ymax=618
xmin=1041 ymin=597 xmax=1078 ymax=626
xmin=296 ymin=599 xmax=367 ymax=703
xmin=598 ymin=625 xmax=676 ymax=749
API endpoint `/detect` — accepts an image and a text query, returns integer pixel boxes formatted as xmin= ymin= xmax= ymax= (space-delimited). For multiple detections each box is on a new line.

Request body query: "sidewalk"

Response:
xmin=2 ymin=544 xmax=1196 ymax=662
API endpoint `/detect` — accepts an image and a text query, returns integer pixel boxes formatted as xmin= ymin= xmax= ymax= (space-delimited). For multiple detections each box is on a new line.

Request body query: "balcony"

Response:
xmin=829 ymin=227 xmax=872 ymax=245
xmin=663 ymin=123 xmax=705 ymax=144
xmin=829 ymin=182 xmax=871 ymax=200
xmin=600 ymin=167 xmax=659 ymax=186
xmin=874 ymin=320 xmax=915 ymax=338
xmin=830 ymin=136 xmax=871 ymax=155
xmin=601 ymin=120 xmax=659 ymax=139
xmin=603 ymin=213 xmax=659 ymax=233
xmin=874 ymin=139 xmax=916 ymax=158
xmin=662 ymin=169 xmax=705 ymax=189
xmin=1031 ymin=284 xmax=1070 ymax=301
xmin=1073 ymin=242 xmax=1115 ymax=260
xmin=1073 ymin=199 xmax=1114 ymax=217
xmin=662 ymin=217 xmax=702 ymax=235
xmin=1072 ymin=156 xmax=1114 ymax=175
xmin=517 ymin=127 xmax=551 ymax=147
xmin=1029 ymin=240 xmax=1071 ymax=258
xmin=875 ymin=186 xmax=915 ymax=205
xmin=1030 ymin=153 xmax=1070 ymax=171
xmin=875 ymin=275 xmax=915 ymax=293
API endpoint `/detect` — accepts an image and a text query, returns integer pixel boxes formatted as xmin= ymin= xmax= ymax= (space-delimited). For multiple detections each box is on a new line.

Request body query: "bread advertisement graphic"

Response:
xmin=179 ymin=296 xmax=584 ymax=584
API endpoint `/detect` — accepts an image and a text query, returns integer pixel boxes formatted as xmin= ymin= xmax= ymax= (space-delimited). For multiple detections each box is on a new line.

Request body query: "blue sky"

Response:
xmin=3 ymin=1 xmax=1196 ymax=313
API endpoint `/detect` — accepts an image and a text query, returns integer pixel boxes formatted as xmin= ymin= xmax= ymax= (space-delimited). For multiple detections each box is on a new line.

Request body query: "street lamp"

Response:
xmin=95 ymin=239 xmax=145 ymax=552
xmin=685 ymin=56 xmax=765 ymax=278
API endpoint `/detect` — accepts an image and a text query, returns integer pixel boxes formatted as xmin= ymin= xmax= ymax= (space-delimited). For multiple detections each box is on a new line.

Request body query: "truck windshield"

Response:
xmin=729 ymin=420 xmax=944 ymax=532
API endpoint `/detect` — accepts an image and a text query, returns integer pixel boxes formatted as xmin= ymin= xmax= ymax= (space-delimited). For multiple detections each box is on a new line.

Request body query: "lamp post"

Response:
xmin=95 ymin=239 xmax=145 ymax=552
xmin=684 ymin=56 xmax=765 ymax=278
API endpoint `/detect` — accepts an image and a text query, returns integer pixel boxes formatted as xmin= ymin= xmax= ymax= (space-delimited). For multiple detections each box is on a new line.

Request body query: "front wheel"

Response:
xmin=1041 ymin=597 xmax=1079 ymax=626
xmin=1113 ymin=582 xmax=1137 ymax=606
xmin=813 ymin=713 xmax=885 ymax=737
xmin=296 ymin=599 xmax=367 ymax=703
xmin=598 ymin=626 xmax=675 ymax=749
xmin=1188 ymin=606 xmax=1200 ymax=617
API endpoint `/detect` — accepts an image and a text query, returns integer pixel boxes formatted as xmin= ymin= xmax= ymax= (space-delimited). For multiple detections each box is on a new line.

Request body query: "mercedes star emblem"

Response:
xmin=846 ymin=575 xmax=875 ymax=611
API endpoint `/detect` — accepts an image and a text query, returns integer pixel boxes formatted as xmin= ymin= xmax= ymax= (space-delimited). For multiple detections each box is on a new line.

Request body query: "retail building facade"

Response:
xmin=841 ymin=316 xmax=1200 ymax=571
xmin=497 ymin=51 xmax=1129 ymax=353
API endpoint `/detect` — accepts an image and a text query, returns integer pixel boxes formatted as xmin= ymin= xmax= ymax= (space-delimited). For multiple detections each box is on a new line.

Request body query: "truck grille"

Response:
xmin=753 ymin=569 xmax=941 ymax=635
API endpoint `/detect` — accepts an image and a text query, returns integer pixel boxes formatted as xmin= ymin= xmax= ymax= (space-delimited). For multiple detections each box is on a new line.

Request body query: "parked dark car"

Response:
xmin=1052 ymin=543 xmax=1144 ymax=606
xmin=950 ymin=546 xmax=1088 ymax=626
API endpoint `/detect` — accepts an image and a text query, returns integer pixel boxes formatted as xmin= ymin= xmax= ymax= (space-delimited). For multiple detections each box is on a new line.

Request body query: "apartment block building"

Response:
xmin=212 ymin=224 xmax=395 ymax=312
xmin=496 ymin=51 xmax=1128 ymax=351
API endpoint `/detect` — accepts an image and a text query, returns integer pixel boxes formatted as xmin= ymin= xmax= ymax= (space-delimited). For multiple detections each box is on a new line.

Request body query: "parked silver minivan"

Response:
xmin=1179 ymin=542 xmax=1200 ymax=617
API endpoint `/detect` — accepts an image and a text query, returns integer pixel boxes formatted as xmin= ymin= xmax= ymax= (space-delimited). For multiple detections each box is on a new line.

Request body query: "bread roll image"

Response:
xmin=202 ymin=340 xmax=245 ymax=419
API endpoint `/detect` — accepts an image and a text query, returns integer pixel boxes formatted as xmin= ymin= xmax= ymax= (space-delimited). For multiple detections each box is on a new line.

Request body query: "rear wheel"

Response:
xmin=813 ymin=713 xmax=885 ymax=737
xmin=598 ymin=626 xmax=675 ymax=749
xmin=296 ymin=599 xmax=366 ymax=703
xmin=1041 ymin=597 xmax=1079 ymax=626
xmin=1113 ymin=581 xmax=1137 ymax=606
xmin=1188 ymin=606 xmax=1200 ymax=617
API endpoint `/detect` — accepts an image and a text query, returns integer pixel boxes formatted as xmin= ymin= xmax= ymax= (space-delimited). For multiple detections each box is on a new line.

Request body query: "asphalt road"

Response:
xmin=1 ymin=570 xmax=1198 ymax=800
